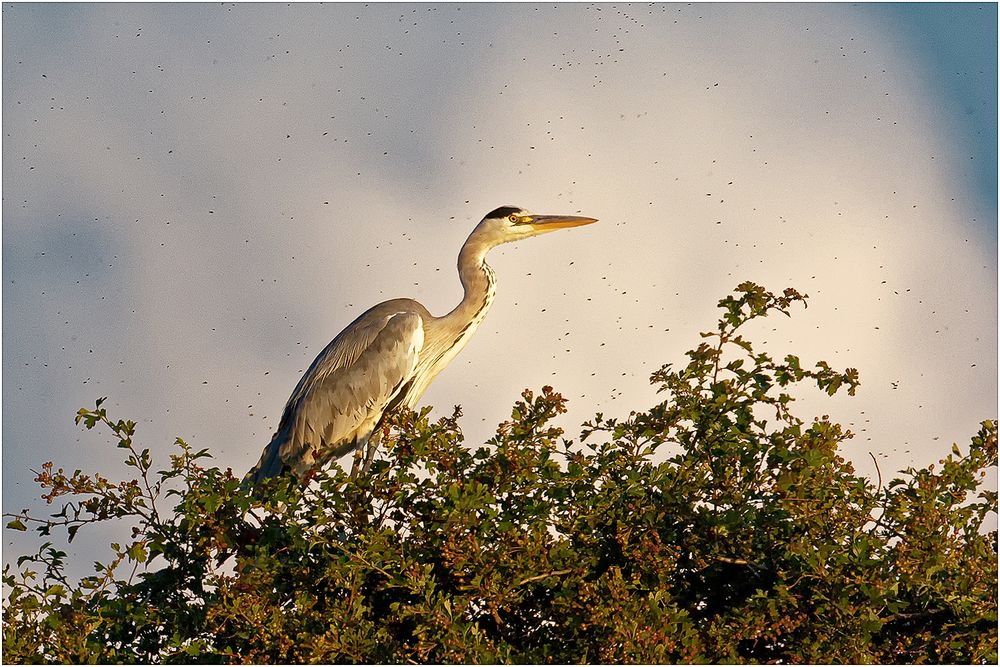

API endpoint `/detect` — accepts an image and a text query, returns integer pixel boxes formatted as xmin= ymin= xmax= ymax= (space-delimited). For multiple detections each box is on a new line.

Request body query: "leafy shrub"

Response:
xmin=4 ymin=283 xmax=996 ymax=663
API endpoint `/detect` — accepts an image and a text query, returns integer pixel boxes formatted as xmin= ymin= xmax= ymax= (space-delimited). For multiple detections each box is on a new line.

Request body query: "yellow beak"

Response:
xmin=529 ymin=214 xmax=599 ymax=230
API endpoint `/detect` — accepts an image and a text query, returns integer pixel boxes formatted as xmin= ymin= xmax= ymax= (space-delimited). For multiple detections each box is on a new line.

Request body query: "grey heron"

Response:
xmin=246 ymin=205 xmax=597 ymax=485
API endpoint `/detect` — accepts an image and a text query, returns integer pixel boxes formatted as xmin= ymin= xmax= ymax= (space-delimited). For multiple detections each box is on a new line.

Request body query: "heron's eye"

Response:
xmin=508 ymin=214 xmax=519 ymax=223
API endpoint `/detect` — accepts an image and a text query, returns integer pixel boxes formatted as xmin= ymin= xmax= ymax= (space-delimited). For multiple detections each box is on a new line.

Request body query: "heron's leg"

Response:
xmin=361 ymin=429 xmax=383 ymax=477
xmin=349 ymin=443 xmax=366 ymax=479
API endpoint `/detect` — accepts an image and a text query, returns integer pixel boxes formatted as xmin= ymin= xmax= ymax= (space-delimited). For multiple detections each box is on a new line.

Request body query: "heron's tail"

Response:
xmin=243 ymin=429 xmax=288 ymax=488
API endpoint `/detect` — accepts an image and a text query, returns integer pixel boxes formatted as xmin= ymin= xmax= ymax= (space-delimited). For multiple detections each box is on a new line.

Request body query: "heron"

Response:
xmin=246 ymin=205 xmax=597 ymax=486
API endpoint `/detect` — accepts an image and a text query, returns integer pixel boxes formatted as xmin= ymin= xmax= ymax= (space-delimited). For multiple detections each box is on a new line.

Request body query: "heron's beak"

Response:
xmin=528 ymin=214 xmax=598 ymax=230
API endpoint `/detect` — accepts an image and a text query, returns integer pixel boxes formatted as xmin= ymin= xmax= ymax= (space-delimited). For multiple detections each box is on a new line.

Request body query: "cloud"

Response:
xmin=3 ymin=3 xmax=995 ymax=574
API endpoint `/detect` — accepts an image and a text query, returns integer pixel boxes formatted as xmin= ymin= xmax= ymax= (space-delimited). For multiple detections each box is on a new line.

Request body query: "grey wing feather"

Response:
xmin=247 ymin=309 xmax=424 ymax=484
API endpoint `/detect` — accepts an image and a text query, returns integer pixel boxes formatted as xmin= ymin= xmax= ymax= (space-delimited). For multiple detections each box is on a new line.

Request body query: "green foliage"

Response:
xmin=3 ymin=282 xmax=996 ymax=663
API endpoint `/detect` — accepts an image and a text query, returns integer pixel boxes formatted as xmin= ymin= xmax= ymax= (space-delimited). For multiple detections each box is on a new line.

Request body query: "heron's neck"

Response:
xmin=443 ymin=237 xmax=496 ymax=329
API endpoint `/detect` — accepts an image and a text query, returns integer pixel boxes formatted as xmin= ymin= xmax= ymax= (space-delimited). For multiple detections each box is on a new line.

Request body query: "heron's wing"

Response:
xmin=278 ymin=310 xmax=424 ymax=477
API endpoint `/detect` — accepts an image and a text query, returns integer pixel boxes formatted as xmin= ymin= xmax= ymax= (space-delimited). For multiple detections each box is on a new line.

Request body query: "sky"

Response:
xmin=3 ymin=2 xmax=997 ymax=573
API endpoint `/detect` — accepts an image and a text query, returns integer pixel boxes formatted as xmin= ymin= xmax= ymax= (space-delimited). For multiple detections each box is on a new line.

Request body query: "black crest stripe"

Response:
xmin=485 ymin=206 xmax=521 ymax=219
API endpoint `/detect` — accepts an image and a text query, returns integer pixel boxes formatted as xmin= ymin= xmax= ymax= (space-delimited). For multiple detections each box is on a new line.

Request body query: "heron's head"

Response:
xmin=472 ymin=205 xmax=598 ymax=246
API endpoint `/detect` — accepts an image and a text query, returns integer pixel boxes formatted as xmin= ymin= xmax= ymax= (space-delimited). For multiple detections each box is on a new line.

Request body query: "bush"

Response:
xmin=3 ymin=282 xmax=996 ymax=663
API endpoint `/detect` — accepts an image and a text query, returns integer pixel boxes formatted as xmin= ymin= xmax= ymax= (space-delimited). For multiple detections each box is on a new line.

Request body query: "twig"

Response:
xmin=516 ymin=568 xmax=573 ymax=587
xmin=713 ymin=556 xmax=750 ymax=566
xmin=868 ymin=451 xmax=883 ymax=494
xmin=329 ymin=540 xmax=395 ymax=581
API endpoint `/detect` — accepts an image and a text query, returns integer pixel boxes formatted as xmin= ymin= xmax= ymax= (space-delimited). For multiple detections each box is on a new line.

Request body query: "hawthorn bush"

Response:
xmin=3 ymin=283 xmax=997 ymax=663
